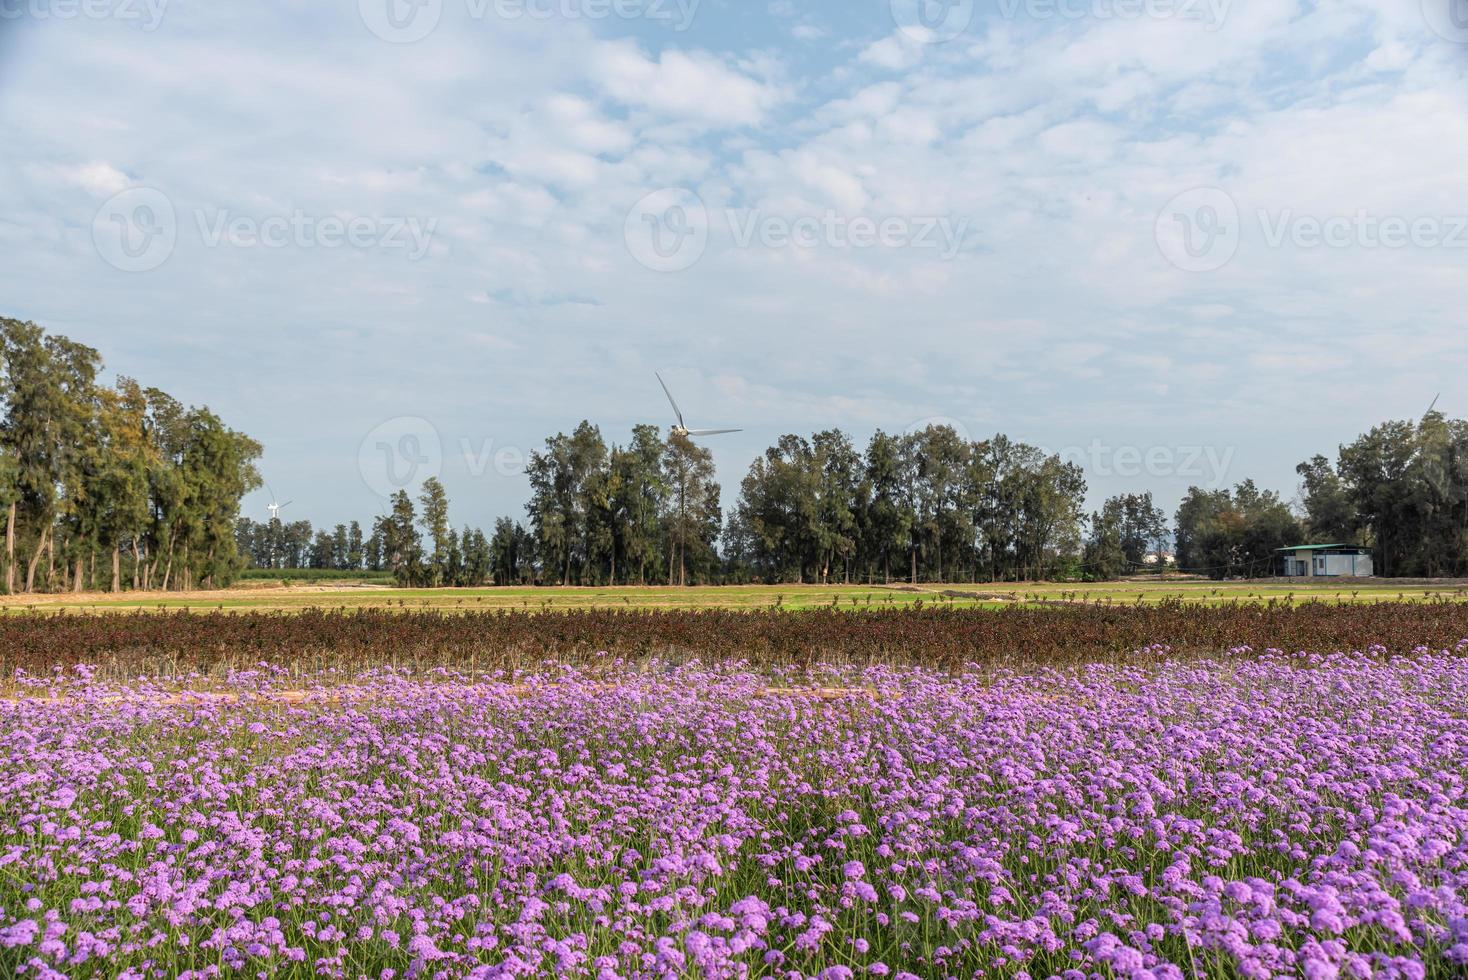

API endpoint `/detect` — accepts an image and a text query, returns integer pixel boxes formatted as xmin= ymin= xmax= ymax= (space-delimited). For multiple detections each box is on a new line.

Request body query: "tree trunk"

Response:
xmin=24 ymin=524 xmax=49 ymax=593
xmin=160 ymin=539 xmax=176 ymax=592
xmin=73 ymin=557 xmax=83 ymax=593
xmin=4 ymin=501 xmax=13 ymax=595
xmin=149 ymin=526 xmax=174 ymax=590
xmin=112 ymin=545 xmax=121 ymax=593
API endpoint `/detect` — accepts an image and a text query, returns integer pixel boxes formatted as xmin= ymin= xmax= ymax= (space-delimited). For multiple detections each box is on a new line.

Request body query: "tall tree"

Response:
xmin=525 ymin=421 xmax=607 ymax=585
xmin=378 ymin=490 xmax=423 ymax=586
xmin=418 ymin=477 xmax=451 ymax=586
xmin=662 ymin=431 xmax=720 ymax=585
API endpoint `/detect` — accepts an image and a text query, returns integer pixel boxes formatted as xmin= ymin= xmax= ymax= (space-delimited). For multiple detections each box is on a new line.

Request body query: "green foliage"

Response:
xmin=1086 ymin=492 xmax=1167 ymax=579
xmin=0 ymin=317 xmax=259 ymax=594
xmin=729 ymin=426 xmax=1089 ymax=584
xmin=1175 ymin=480 xmax=1301 ymax=578
xmin=1305 ymin=411 xmax=1468 ymax=576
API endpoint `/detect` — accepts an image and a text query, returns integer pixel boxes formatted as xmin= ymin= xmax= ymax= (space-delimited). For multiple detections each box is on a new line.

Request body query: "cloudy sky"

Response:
xmin=1 ymin=0 xmax=1465 ymax=529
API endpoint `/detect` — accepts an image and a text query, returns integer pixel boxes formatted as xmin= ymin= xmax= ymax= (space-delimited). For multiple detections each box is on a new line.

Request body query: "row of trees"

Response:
xmin=236 ymin=481 xmax=515 ymax=587
xmin=236 ymin=518 xmax=373 ymax=572
xmin=725 ymin=428 xmax=1096 ymax=583
xmin=1 ymin=318 xmax=260 ymax=593
xmin=501 ymin=412 xmax=1468 ymax=583
xmin=1296 ymin=411 xmax=1468 ymax=577
xmin=1173 ymin=480 xmax=1301 ymax=578
xmin=237 ymin=410 xmax=1468 ymax=587
xmin=1164 ymin=411 xmax=1468 ymax=580
xmin=10 ymin=308 xmax=1447 ymax=592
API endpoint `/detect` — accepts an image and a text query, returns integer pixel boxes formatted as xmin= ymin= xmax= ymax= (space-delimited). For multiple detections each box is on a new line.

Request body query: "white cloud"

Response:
xmin=0 ymin=0 xmax=1463 ymax=525
xmin=858 ymin=32 xmax=925 ymax=72
xmin=589 ymin=41 xmax=783 ymax=127
xmin=52 ymin=161 xmax=130 ymax=195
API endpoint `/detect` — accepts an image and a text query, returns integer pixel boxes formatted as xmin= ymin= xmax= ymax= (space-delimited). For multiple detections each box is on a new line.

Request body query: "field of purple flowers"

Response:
xmin=3 ymin=646 xmax=1467 ymax=979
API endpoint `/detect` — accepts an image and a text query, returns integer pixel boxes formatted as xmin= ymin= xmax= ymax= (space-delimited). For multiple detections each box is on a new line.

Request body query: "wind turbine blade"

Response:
xmin=655 ymin=372 xmax=685 ymax=428
xmin=280 ymin=501 xmax=293 ymax=509
xmin=264 ymin=481 xmax=277 ymax=504
xmin=686 ymin=428 xmax=741 ymax=437
xmin=1427 ymin=394 xmax=1440 ymax=416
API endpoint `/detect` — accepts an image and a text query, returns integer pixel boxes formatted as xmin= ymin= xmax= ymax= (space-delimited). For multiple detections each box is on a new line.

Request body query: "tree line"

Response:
xmin=11 ymin=311 xmax=1461 ymax=591
xmin=0 ymin=317 xmax=260 ymax=593
xmin=236 ymin=424 xmax=720 ymax=588
xmin=238 ymin=409 xmax=1468 ymax=587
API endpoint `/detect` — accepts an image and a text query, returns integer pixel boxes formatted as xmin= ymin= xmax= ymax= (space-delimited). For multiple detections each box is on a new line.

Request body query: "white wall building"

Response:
xmin=1276 ymin=544 xmax=1374 ymax=578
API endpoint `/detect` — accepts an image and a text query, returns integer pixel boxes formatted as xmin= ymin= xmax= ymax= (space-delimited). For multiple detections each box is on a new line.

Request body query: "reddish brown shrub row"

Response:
xmin=2 ymin=600 xmax=1466 ymax=676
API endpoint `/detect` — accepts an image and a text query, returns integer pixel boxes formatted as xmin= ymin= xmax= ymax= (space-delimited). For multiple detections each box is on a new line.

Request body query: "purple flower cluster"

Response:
xmin=2 ymin=649 xmax=1467 ymax=978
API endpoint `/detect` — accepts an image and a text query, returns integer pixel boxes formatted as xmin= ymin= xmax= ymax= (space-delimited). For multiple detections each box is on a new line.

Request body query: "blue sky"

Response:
xmin=1 ymin=0 xmax=1466 ymax=531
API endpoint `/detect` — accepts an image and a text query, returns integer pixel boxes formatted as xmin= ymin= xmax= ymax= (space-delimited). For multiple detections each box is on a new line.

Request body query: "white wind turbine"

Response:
xmin=264 ymin=482 xmax=292 ymax=523
xmin=656 ymin=372 xmax=741 ymax=439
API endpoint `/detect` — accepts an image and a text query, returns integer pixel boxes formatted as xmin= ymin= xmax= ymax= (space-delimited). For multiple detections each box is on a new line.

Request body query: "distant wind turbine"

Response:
xmin=265 ymin=482 xmax=292 ymax=523
xmin=656 ymin=372 xmax=741 ymax=439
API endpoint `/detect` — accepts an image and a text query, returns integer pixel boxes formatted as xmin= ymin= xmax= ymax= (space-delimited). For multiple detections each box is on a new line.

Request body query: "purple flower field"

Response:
xmin=2 ymin=648 xmax=1467 ymax=979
